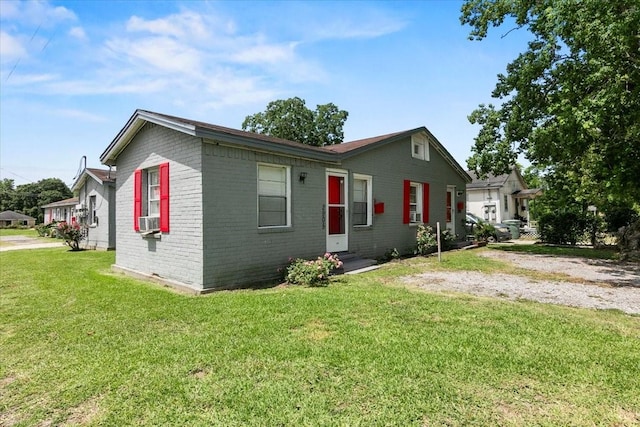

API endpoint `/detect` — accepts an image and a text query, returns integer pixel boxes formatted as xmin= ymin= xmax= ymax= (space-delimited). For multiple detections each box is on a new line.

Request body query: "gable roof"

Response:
xmin=466 ymin=166 xmax=527 ymax=190
xmin=0 ymin=210 xmax=35 ymax=221
xmin=71 ymin=167 xmax=116 ymax=192
xmin=100 ymin=109 xmax=471 ymax=183
xmin=41 ymin=197 xmax=79 ymax=209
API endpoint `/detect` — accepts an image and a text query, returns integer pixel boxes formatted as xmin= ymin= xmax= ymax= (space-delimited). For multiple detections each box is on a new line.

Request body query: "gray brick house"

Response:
xmin=71 ymin=168 xmax=116 ymax=250
xmin=100 ymin=109 xmax=471 ymax=292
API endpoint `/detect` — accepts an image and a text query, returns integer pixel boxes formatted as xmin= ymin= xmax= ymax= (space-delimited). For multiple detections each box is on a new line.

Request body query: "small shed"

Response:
xmin=0 ymin=210 xmax=36 ymax=227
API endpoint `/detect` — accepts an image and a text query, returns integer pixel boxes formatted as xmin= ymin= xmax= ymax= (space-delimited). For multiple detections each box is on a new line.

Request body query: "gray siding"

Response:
xmin=77 ymin=178 xmax=115 ymax=250
xmin=114 ymin=123 xmax=204 ymax=289
xmin=201 ymin=142 xmax=331 ymax=288
xmin=342 ymin=135 xmax=468 ymax=258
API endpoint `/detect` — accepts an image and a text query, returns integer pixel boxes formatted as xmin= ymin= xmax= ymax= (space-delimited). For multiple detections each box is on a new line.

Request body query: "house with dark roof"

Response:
xmin=100 ymin=109 xmax=471 ymax=292
xmin=42 ymin=197 xmax=79 ymax=224
xmin=0 ymin=210 xmax=36 ymax=227
xmin=71 ymin=167 xmax=116 ymax=250
xmin=466 ymin=166 xmax=542 ymax=226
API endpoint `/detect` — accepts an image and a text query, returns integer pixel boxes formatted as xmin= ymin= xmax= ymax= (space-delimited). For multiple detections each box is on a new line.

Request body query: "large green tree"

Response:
xmin=242 ymin=97 xmax=349 ymax=146
xmin=9 ymin=178 xmax=73 ymax=223
xmin=461 ymin=0 xmax=640 ymax=208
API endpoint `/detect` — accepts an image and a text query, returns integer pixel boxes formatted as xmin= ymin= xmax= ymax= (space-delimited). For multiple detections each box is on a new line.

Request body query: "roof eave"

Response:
xmin=196 ymin=128 xmax=340 ymax=164
xmin=100 ymin=110 xmax=197 ymax=166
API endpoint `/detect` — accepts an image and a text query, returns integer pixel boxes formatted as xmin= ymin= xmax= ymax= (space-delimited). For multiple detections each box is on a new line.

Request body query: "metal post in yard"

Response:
xmin=437 ymin=221 xmax=442 ymax=262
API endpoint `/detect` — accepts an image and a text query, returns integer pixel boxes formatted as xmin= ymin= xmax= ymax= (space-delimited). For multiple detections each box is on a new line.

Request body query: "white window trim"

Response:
xmin=147 ymin=168 xmax=160 ymax=218
xmin=89 ymin=194 xmax=97 ymax=226
xmin=411 ymin=134 xmax=430 ymax=161
xmin=409 ymin=182 xmax=423 ymax=224
xmin=353 ymin=173 xmax=373 ymax=227
xmin=257 ymin=163 xmax=291 ymax=228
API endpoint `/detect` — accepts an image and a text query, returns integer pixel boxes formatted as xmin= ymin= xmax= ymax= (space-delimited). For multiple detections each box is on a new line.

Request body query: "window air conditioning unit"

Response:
xmin=410 ymin=212 xmax=422 ymax=223
xmin=139 ymin=216 xmax=160 ymax=232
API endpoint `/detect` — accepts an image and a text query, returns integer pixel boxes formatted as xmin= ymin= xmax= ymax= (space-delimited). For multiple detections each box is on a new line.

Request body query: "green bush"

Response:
xmin=474 ymin=222 xmax=497 ymax=242
xmin=36 ymin=221 xmax=59 ymax=237
xmin=285 ymin=253 xmax=343 ymax=287
xmin=416 ymin=225 xmax=455 ymax=255
xmin=538 ymin=211 xmax=592 ymax=245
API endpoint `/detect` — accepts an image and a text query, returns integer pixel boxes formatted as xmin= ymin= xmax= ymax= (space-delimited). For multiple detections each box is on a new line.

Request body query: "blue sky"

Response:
xmin=0 ymin=0 xmax=530 ymax=187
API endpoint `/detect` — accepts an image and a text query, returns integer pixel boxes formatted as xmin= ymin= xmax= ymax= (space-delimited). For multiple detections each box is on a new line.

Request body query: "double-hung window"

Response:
xmin=89 ymin=195 xmax=97 ymax=225
xmin=134 ymin=162 xmax=170 ymax=232
xmin=353 ymin=174 xmax=373 ymax=226
xmin=148 ymin=169 xmax=160 ymax=217
xmin=403 ymin=180 xmax=430 ymax=225
xmin=409 ymin=183 xmax=422 ymax=223
xmin=257 ymin=164 xmax=291 ymax=228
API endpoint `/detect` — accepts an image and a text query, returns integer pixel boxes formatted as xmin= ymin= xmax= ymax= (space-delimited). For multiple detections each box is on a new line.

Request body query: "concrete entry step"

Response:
xmin=332 ymin=252 xmax=378 ymax=275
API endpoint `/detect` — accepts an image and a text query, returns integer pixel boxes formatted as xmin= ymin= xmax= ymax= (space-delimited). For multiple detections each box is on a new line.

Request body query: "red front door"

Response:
xmin=327 ymin=171 xmax=348 ymax=252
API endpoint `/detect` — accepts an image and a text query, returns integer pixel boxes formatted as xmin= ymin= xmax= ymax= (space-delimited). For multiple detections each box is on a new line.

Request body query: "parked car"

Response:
xmin=465 ymin=212 xmax=513 ymax=242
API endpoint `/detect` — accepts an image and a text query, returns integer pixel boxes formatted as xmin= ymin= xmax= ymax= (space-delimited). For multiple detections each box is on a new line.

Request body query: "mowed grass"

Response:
xmin=1 ymin=248 xmax=639 ymax=426
xmin=0 ymin=228 xmax=39 ymax=237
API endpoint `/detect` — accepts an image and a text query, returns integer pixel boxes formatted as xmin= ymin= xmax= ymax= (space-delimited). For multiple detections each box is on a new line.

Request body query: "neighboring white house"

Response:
xmin=42 ymin=197 xmax=79 ymax=224
xmin=71 ymin=167 xmax=116 ymax=250
xmin=466 ymin=167 xmax=541 ymax=226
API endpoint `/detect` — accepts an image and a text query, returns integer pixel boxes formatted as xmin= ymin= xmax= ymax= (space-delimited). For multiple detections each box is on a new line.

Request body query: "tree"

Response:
xmin=12 ymin=178 xmax=73 ymax=223
xmin=0 ymin=179 xmax=16 ymax=212
xmin=461 ymin=0 xmax=640 ymax=209
xmin=242 ymin=97 xmax=349 ymax=146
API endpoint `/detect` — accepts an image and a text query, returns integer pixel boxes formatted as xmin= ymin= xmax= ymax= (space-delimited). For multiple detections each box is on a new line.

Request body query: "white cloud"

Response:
xmin=105 ymin=36 xmax=202 ymax=75
xmin=0 ymin=31 xmax=27 ymax=63
xmin=68 ymin=26 xmax=86 ymax=40
xmin=53 ymin=109 xmax=107 ymax=122
xmin=230 ymin=42 xmax=298 ymax=64
xmin=305 ymin=9 xmax=407 ymax=41
xmin=2 ymin=72 xmax=57 ymax=85
xmin=0 ymin=0 xmax=76 ymax=26
xmin=126 ymin=11 xmax=213 ymax=41
xmin=42 ymin=78 xmax=170 ymax=96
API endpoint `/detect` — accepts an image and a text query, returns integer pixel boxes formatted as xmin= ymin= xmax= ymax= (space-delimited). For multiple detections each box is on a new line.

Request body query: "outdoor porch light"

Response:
xmin=299 ymin=172 xmax=308 ymax=183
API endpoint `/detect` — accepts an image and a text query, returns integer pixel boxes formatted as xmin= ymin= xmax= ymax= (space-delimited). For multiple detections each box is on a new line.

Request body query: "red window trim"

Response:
xmin=423 ymin=182 xmax=430 ymax=224
xmin=133 ymin=169 xmax=142 ymax=231
xmin=159 ymin=162 xmax=170 ymax=232
xmin=402 ymin=180 xmax=411 ymax=224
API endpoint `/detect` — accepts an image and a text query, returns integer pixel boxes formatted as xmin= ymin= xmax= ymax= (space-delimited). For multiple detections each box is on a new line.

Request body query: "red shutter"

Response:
xmin=159 ymin=162 xmax=170 ymax=232
xmin=133 ymin=169 xmax=142 ymax=231
xmin=403 ymin=180 xmax=410 ymax=224
xmin=423 ymin=182 xmax=430 ymax=224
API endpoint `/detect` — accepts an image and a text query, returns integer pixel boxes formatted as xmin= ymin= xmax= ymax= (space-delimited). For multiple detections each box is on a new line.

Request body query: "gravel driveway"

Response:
xmin=403 ymin=250 xmax=640 ymax=315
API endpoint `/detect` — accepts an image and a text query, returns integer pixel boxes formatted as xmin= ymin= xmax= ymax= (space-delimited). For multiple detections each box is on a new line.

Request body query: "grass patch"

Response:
xmin=1 ymin=248 xmax=639 ymax=425
xmin=490 ymin=243 xmax=618 ymax=260
xmin=0 ymin=228 xmax=39 ymax=238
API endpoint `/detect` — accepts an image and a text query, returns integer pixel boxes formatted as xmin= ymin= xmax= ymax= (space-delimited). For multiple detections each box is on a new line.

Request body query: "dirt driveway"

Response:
xmin=403 ymin=250 xmax=640 ymax=315
xmin=0 ymin=235 xmax=63 ymax=251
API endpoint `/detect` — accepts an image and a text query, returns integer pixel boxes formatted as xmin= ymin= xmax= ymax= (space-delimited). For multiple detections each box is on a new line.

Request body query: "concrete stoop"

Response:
xmin=333 ymin=252 xmax=379 ymax=275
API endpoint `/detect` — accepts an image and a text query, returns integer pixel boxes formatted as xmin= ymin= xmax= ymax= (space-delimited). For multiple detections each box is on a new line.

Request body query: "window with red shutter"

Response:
xmin=133 ymin=169 xmax=142 ymax=231
xmin=423 ymin=182 xmax=430 ymax=224
xmin=403 ymin=180 xmax=411 ymax=224
xmin=159 ymin=162 xmax=169 ymax=232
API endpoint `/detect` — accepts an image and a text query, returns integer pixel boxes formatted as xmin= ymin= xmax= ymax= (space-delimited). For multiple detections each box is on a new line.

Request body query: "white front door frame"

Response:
xmin=326 ymin=169 xmax=349 ymax=253
xmin=446 ymin=185 xmax=456 ymax=235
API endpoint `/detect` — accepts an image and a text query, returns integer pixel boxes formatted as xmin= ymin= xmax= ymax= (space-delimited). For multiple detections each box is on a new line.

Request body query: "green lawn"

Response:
xmin=1 ymin=248 xmax=638 ymax=426
xmin=0 ymin=228 xmax=39 ymax=237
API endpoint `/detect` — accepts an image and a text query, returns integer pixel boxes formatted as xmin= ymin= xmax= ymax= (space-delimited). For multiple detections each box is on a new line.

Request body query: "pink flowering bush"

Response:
xmin=285 ymin=253 xmax=343 ymax=287
xmin=56 ymin=221 xmax=84 ymax=251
